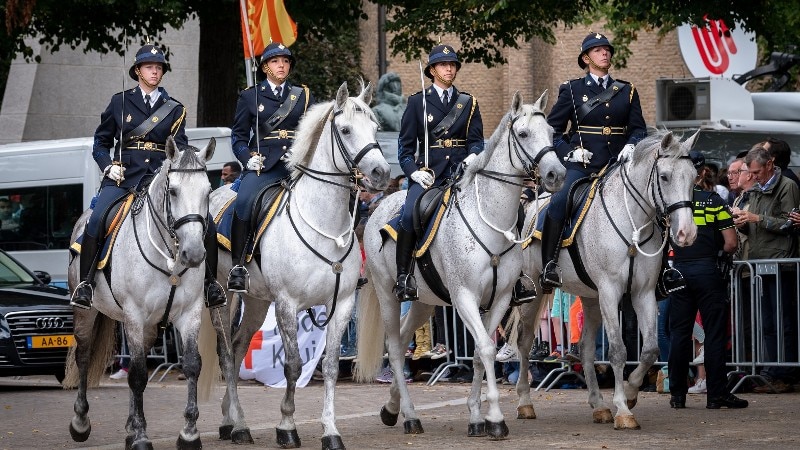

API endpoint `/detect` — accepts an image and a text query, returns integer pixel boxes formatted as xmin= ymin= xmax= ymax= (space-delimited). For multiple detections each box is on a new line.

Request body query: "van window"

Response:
xmin=0 ymin=184 xmax=83 ymax=251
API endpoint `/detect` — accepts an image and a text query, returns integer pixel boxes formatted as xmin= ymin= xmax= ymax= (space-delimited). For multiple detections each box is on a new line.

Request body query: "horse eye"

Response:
xmin=340 ymin=126 xmax=350 ymax=135
xmin=169 ymin=188 xmax=177 ymax=197
xmin=518 ymin=131 xmax=529 ymax=139
xmin=660 ymin=174 xmax=668 ymax=182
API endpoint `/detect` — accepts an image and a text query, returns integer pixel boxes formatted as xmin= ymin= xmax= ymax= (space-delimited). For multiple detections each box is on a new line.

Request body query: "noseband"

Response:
xmin=164 ymin=167 xmax=209 ymax=239
xmin=506 ymin=110 xmax=554 ymax=178
xmin=652 ymin=154 xmax=694 ymax=226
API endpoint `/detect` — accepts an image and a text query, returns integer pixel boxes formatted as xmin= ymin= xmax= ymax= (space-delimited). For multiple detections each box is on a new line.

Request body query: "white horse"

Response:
xmin=354 ymin=92 xmax=566 ymax=440
xmin=510 ymin=130 xmax=699 ymax=429
xmin=200 ymin=81 xmax=390 ymax=449
xmin=64 ymin=138 xmax=216 ymax=449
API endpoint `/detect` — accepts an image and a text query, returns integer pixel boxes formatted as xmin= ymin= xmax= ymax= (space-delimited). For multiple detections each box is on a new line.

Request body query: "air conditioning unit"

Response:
xmin=656 ymin=78 xmax=754 ymax=128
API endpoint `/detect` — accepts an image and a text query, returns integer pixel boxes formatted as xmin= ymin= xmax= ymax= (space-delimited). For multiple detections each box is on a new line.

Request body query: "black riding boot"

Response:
xmin=511 ymin=273 xmax=537 ymax=305
xmin=394 ymin=228 xmax=418 ymax=302
xmin=227 ymin=213 xmax=250 ymax=293
xmin=204 ymin=221 xmax=227 ymax=308
xmin=539 ymin=214 xmax=565 ymax=293
xmin=71 ymin=234 xmax=101 ymax=309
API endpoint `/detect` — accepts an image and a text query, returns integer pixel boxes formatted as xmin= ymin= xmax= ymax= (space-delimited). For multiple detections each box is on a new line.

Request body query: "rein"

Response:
xmin=131 ymin=163 xmax=208 ymax=329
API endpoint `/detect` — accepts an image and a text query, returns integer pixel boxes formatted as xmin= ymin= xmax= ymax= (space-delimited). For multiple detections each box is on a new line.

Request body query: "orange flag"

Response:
xmin=240 ymin=0 xmax=298 ymax=59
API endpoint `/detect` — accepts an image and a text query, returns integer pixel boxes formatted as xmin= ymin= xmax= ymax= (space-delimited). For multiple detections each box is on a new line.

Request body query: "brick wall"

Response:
xmin=359 ymin=6 xmax=690 ymax=132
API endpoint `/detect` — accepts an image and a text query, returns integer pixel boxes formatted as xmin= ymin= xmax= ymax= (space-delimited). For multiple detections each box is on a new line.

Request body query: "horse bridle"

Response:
xmin=619 ymin=153 xmax=694 ymax=229
xmin=478 ymin=110 xmax=554 ymax=187
xmin=162 ymin=166 xmax=209 ymax=241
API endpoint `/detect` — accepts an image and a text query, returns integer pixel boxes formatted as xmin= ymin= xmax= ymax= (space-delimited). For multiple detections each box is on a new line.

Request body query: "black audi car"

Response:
xmin=0 ymin=249 xmax=72 ymax=382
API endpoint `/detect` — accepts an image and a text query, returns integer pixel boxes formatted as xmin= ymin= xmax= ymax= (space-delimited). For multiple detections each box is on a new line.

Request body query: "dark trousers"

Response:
xmin=668 ymin=259 xmax=729 ymax=398
xmin=399 ymin=181 xmax=425 ymax=232
xmin=760 ymin=272 xmax=798 ymax=382
xmin=547 ymin=168 xmax=590 ymax=221
xmin=234 ymin=166 xmax=288 ymax=220
xmin=86 ymin=186 xmax=129 ymax=238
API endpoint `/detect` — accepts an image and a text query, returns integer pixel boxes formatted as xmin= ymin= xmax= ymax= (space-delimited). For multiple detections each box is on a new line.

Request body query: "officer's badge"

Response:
xmin=456 ymin=104 xmax=463 ymax=109
xmin=258 ymin=104 xmax=264 ymax=112
xmin=151 ymin=117 xmax=159 ymax=123
xmin=278 ymin=44 xmax=285 ymax=50
xmin=582 ymin=95 xmax=588 ymax=102
xmin=290 ymin=94 xmax=297 ymax=100
xmin=443 ymin=47 xmax=450 ymax=54
xmin=427 ymin=114 xmax=433 ymax=122
xmin=261 ymin=85 xmax=265 ymax=91
xmin=126 ymin=114 xmax=132 ymax=123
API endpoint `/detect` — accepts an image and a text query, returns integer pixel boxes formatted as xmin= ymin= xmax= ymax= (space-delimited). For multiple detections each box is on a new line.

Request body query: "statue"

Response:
xmin=372 ymin=72 xmax=406 ymax=132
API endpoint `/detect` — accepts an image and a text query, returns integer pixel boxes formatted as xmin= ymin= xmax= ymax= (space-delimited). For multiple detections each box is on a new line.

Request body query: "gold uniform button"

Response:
xmin=145 ymin=158 xmax=150 ymax=163
xmin=605 ymin=116 xmax=610 ymax=119
xmin=605 ymin=102 xmax=610 ymax=107
xmin=282 ymin=146 xmax=287 ymax=150
xmin=445 ymin=155 xmax=450 ymax=160
xmin=602 ymin=127 xmax=612 ymax=135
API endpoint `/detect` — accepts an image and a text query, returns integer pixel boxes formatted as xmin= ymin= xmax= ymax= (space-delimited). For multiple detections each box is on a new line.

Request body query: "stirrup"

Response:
xmin=539 ymin=260 xmax=562 ymax=293
xmin=205 ymin=279 xmax=228 ymax=309
xmin=393 ymin=274 xmax=418 ymax=302
xmin=70 ymin=281 xmax=94 ymax=310
xmin=511 ymin=274 xmax=537 ymax=306
xmin=227 ymin=265 xmax=249 ymax=293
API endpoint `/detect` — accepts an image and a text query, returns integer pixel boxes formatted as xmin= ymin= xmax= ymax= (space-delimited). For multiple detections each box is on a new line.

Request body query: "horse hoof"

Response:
xmin=125 ymin=435 xmax=154 ymax=450
xmin=380 ymin=406 xmax=399 ymax=426
xmin=176 ymin=435 xmax=202 ymax=450
xmin=517 ymin=405 xmax=537 ymax=419
xmin=321 ymin=434 xmax=346 ymax=450
xmin=403 ymin=419 xmax=424 ymax=434
xmin=627 ymin=397 xmax=638 ymax=409
xmin=231 ymin=427 xmax=254 ymax=444
xmin=69 ymin=421 xmax=91 ymax=442
xmin=613 ymin=414 xmax=641 ymax=430
xmin=593 ymin=408 xmax=613 ymax=424
xmin=486 ymin=420 xmax=509 ymax=440
xmin=219 ymin=425 xmax=233 ymax=440
xmin=467 ymin=422 xmax=486 ymax=437
xmin=276 ymin=428 xmax=301 ymax=448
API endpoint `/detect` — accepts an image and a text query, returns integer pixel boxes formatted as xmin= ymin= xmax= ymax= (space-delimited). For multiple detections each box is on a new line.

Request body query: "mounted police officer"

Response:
xmin=227 ymin=42 xmax=315 ymax=293
xmin=541 ymin=32 xmax=647 ymax=291
xmin=393 ymin=44 xmax=484 ymax=302
xmin=71 ymin=43 xmax=227 ymax=310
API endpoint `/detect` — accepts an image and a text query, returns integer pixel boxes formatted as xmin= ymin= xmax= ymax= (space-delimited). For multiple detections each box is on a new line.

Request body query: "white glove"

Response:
xmin=619 ymin=143 xmax=636 ymax=162
xmin=410 ymin=170 xmax=434 ymax=189
xmin=564 ymin=147 xmax=593 ymax=164
xmin=463 ymin=153 xmax=477 ymax=167
xmin=246 ymin=154 xmax=264 ymax=171
xmin=104 ymin=165 xmax=125 ymax=182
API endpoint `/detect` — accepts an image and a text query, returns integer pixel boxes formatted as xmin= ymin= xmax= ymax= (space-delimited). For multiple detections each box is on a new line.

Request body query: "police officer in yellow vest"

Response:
xmin=71 ymin=44 xmax=227 ymax=309
xmin=541 ymin=32 xmax=647 ymax=291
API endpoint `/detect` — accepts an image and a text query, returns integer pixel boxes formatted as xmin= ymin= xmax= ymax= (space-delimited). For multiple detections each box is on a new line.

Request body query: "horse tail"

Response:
xmin=197 ymin=307 xmax=222 ymax=402
xmin=353 ymin=269 xmax=384 ymax=383
xmin=63 ymin=314 xmax=116 ymax=389
xmin=504 ymin=306 xmax=521 ymax=348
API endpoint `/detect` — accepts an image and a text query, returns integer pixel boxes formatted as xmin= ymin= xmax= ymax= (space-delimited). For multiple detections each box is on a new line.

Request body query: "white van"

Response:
xmin=0 ymin=128 xmax=236 ymax=287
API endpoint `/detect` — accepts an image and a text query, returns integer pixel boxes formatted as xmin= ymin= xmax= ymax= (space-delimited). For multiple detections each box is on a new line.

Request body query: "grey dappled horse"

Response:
xmin=200 ymin=82 xmax=390 ymax=449
xmin=354 ymin=92 xmax=566 ymax=440
xmin=64 ymin=138 xmax=216 ymax=449
xmin=511 ymin=130 xmax=699 ymax=429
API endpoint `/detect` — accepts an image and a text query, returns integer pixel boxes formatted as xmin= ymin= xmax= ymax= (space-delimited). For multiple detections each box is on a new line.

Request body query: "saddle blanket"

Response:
xmin=69 ymin=194 xmax=135 ymax=270
xmin=381 ymin=187 xmax=452 ymax=257
xmin=214 ymin=187 xmax=286 ymax=263
xmin=523 ymin=175 xmax=602 ymax=249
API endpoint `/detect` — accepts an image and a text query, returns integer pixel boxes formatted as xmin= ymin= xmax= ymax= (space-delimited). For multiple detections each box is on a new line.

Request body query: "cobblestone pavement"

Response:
xmin=1 ymin=373 xmax=799 ymax=449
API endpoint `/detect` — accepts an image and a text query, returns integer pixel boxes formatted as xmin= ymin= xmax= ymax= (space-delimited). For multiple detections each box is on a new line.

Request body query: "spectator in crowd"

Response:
xmin=733 ymin=144 xmax=800 ymax=394
xmin=221 ymin=161 xmax=241 ymax=186
xmin=763 ymin=138 xmax=800 ymax=189
xmin=669 ymin=150 xmax=745 ymax=409
xmin=0 ymin=197 xmax=19 ymax=232
xmin=726 ymin=158 xmax=746 ymax=200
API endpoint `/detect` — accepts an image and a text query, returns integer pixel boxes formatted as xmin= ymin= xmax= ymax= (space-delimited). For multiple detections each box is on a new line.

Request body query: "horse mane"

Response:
xmin=287 ymin=90 xmax=378 ymax=179
xmin=632 ymin=128 xmax=682 ymax=166
xmin=456 ymin=108 xmax=513 ymax=188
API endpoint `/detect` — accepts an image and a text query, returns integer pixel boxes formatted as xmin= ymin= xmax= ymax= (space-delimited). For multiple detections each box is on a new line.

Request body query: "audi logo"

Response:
xmin=36 ymin=317 xmax=65 ymax=329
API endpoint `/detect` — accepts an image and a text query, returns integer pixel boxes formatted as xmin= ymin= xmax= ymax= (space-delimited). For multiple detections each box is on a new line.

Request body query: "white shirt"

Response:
xmin=432 ymin=85 xmax=452 ymax=103
xmin=141 ymin=88 xmax=161 ymax=107
xmin=268 ymin=81 xmax=286 ymax=96
xmin=590 ymin=74 xmax=609 ymax=88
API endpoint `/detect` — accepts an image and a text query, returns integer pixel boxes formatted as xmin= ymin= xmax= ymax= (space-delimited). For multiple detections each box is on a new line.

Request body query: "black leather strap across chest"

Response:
xmin=431 ymin=93 xmax=471 ymax=139
xmin=576 ymin=81 xmax=626 ymax=123
xmin=123 ymin=99 xmax=179 ymax=146
xmin=258 ymin=86 xmax=304 ymax=136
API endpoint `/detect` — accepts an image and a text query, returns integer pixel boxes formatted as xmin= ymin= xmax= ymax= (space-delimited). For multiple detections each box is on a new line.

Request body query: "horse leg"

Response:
xmin=382 ymin=301 xmax=430 ymax=433
xmin=125 ymin=332 xmax=156 ymax=449
xmin=624 ymin=293 xmax=659 ymax=411
xmin=514 ymin=300 xmax=541 ymax=419
xmin=274 ymin=300 xmax=302 ymax=448
xmin=580 ymin=298 xmax=613 ymax=424
xmin=69 ymin=308 xmax=99 ymax=442
xmin=175 ymin=318 xmax=202 ymax=449
xmin=213 ymin=296 xmax=255 ymax=444
xmin=456 ymin=296 xmax=509 ymax=440
xmin=598 ymin=294 xmax=640 ymax=430
xmin=318 ymin=294 xmax=356 ymax=450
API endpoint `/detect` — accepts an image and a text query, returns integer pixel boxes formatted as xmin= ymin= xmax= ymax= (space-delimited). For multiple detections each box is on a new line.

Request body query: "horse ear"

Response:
xmin=511 ymin=91 xmax=523 ymax=114
xmin=201 ymin=137 xmax=216 ymax=163
xmin=660 ymin=131 xmax=675 ymax=152
xmin=682 ymin=129 xmax=701 ymax=152
xmin=360 ymin=80 xmax=373 ymax=105
xmin=336 ymin=82 xmax=349 ymax=109
xmin=166 ymin=136 xmax=177 ymax=160
xmin=533 ymin=89 xmax=548 ymax=113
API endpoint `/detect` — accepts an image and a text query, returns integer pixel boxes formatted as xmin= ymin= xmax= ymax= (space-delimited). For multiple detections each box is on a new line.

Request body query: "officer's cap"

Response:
xmin=424 ymin=44 xmax=461 ymax=80
xmin=129 ymin=44 xmax=170 ymax=81
xmin=578 ymin=32 xmax=615 ymax=69
xmin=689 ymin=150 xmax=705 ymax=169
xmin=260 ymin=42 xmax=295 ymax=68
